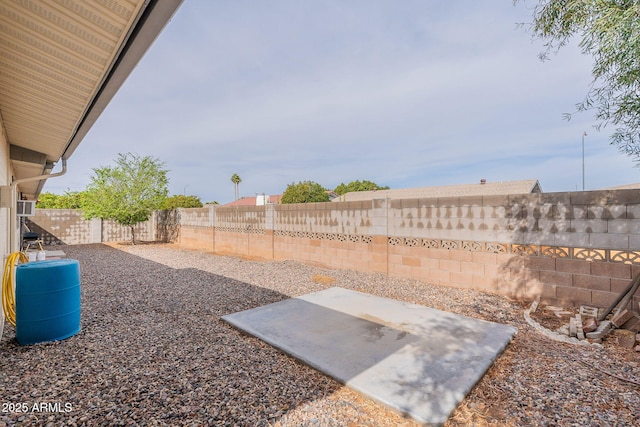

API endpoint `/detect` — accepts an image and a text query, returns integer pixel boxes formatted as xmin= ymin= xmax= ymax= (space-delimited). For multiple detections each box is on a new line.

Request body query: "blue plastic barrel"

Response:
xmin=15 ymin=259 xmax=81 ymax=345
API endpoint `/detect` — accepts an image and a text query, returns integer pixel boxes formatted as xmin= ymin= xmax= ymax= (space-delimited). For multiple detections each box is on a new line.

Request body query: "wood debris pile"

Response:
xmin=548 ymin=272 xmax=640 ymax=350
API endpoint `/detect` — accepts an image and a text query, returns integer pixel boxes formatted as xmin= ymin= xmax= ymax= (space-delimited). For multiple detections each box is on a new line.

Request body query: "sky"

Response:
xmin=45 ymin=0 xmax=640 ymax=204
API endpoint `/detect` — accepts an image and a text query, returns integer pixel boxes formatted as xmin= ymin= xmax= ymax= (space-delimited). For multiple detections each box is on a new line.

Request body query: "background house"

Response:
xmin=332 ymin=179 xmax=542 ymax=202
xmin=220 ymin=194 xmax=283 ymax=208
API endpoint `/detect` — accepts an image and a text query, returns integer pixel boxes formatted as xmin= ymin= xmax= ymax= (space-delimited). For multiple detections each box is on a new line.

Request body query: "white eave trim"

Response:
xmin=61 ymin=0 xmax=183 ymax=161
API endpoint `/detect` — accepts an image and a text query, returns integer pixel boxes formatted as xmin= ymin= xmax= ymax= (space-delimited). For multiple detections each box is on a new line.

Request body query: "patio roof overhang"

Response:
xmin=0 ymin=0 xmax=183 ymax=200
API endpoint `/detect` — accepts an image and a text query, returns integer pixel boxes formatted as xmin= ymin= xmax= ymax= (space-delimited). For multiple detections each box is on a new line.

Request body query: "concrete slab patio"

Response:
xmin=222 ymin=287 xmax=517 ymax=426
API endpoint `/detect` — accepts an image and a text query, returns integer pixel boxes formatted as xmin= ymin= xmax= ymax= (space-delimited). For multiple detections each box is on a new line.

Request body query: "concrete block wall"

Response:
xmin=216 ymin=206 xmax=266 ymax=231
xmin=274 ymin=201 xmax=375 ymax=235
xmin=28 ymin=209 xmax=154 ymax=245
xmin=179 ymin=206 xmax=212 ymax=227
xmin=174 ymin=190 xmax=640 ymax=308
xmin=29 ymin=189 xmax=640 ymax=309
xmin=179 ymin=225 xmax=214 ymax=252
xmin=101 ymin=218 xmax=154 ymax=243
xmin=28 ymin=210 xmax=94 ymax=245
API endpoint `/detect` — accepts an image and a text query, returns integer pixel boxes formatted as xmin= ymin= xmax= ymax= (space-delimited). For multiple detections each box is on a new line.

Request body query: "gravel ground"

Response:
xmin=1 ymin=243 xmax=639 ymax=426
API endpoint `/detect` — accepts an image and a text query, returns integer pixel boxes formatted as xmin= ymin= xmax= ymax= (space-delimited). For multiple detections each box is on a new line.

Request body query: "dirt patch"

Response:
xmin=529 ymin=305 xmax=578 ymax=332
xmin=312 ymin=274 xmax=336 ymax=285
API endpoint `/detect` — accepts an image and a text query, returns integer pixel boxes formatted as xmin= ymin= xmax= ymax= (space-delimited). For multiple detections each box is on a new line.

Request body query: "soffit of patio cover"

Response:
xmin=0 ymin=0 xmax=183 ymax=199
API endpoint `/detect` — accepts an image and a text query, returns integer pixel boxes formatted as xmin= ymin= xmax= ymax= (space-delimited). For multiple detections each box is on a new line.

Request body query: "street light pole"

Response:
xmin=582 ymin=131 xmax=587 ymax=191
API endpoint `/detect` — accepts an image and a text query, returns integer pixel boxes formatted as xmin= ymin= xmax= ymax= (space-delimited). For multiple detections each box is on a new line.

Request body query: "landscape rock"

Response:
xmin=2 ymin=244 xmax=638 ymax=427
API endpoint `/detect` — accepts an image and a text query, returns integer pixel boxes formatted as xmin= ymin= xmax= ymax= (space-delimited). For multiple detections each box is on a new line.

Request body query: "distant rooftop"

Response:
xmin=333 ymin=179 xmax=542 ymax=202
xmin=219 ymin=195 xmax=282 ymax=207
xmin=603 ymin=183 xmax=640 ymax=190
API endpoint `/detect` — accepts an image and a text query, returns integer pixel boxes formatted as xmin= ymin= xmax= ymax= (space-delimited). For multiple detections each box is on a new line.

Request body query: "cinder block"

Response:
xmin=539 ymin=192 xmax=571 ymax=207
xmin=571 ymin=190 xmax=609 ymax=206
xmin=521 ymin=280 xmax=545 ymax=300
xmin=591 ymin=291 xmax=618 ymax=309
xmin=607 ymin=219 xmax=638 ymax=234
xmin=467 ymin=206 xmax=484 ymax=218
xmin=554 ymin=232 xmax=590 ymax=247
xmin=482 ymin=195 xmax=510 ymax=208
xmin=576 ymin=314 xmax=585 ymax=340
xmin=429 ymin=269 xmax=451 ymax=284
xmin=629 ymin=234 xmax=640 ymax=250
xmin=568 ymin=205 xmax=588 ymax=220
xmin=591 ymin=262 xmax=632 ymax=279
xmin=556 ymin=258 xmax=591 ymax=275
xmin=573 ymin=274 xmax=611 ymax=292
xmin=401 ymin=199 xmax=419 ymax=208
xmin=483 ymin=262 xmax=501 ymax=277
xmin=557 ymin=286 xmax=591 ymax=306
xmin=608 ymin=190 xmax=640 ymax=206
xmin=539 ymin=283 xmax=557 ymax=302
xmin=538 ymin=218 xmax=570 ymax=232
xmin=372 ymin=198 xmax=387 ymax=209
xmin=402 ymin=256 xmax=420 ymax=267
xmin=524 ymin=256 xmax=557 ymax=272
xmin=430 ymin=248 xmax=451 ymax=260
xmin=539 ymin=270 xmax=573 ymax=287
xmin=589 ymin=232 xmax=629 ymax=250
xmin=522 ymin=231 xmax=555 ymax=245
xmin=439 ymin=259 xmax=461 ymax=272
xmin=448 ymin=249 xmax=473 ymax=262
xmin=570 ymin=219 xmax=608 ymax=233
xmin=569 ymin=316 xmax=577 ymax=337
xmin=420 ymin=257 xmax=439 ymax=270
xmin=461 ymin=261 xmax=485 ymax=276
xmin=626 ymin=204 xmax=640 ymax=219
xmin=437 ymin=196 xmax=459 ymax=207
xmin=450 ymin=271 xmax=473 ymax=286
xmin=496 ymin=252 xmax=518 ymax=267
xmin=611 ymin=278 xmax=632 ymax=294
xmin=460 ymin=195 xmax=484 ymax=207
xmin=579 ymin=306 xmax=599 ymax=318
xmin=585 ymin=320 xmax=613 ymax=339
xmin=472 ymin=275 xmax=498 ymax=293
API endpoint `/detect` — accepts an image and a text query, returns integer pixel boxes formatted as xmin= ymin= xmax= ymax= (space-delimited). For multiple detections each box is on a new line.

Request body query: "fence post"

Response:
xmin=371 ymin=198 xmax=389 ymax=275
xmin=265 ymin=203 xmax=275 ymax=259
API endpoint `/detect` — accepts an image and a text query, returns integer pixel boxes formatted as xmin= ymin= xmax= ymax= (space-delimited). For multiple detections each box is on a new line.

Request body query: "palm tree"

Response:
xmin=231 ymin=173 xmax=241 ymax=201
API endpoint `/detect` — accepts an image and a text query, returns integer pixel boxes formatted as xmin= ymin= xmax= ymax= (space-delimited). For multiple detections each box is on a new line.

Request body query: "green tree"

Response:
xmin=36 ymin=192 xmax=63 ymax=208
xmin=161 ymin=195 xmax=203 ymax=209
xmin=36 ymin=191 xmax=85 ymax=209
xmin=231 ymin=173 xmax=241 ymax=201
xmin=281 ymin=181 xmax=330 ymax=204
xmin=334 ymin=180 xmax=390 ymax=195
xmin=517 ymin=0 xmax=640 ymax=158
xmin=83 ymin=153 xmax=169 ymax=244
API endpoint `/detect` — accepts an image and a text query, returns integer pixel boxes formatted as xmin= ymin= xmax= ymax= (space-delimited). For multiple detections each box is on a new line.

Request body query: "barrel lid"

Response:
xmin=16 ymin=259 xmax=79 ymax=270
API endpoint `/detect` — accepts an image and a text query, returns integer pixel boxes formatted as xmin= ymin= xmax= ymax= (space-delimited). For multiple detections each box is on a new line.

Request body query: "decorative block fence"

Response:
xmin=176 ymin=190 xmax=640 ymax=309
xmin=30 ymin=189 xmax=640 ymax=308
xmin=26 ymin=209 xmax=155 ymax=245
